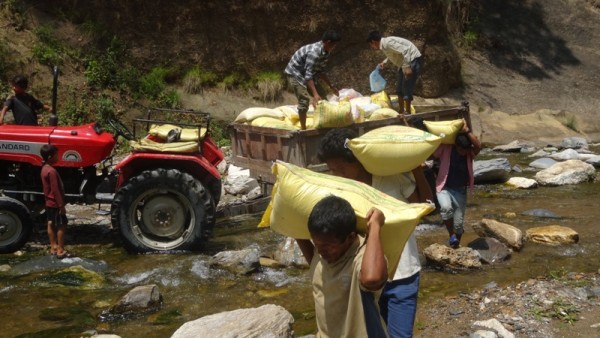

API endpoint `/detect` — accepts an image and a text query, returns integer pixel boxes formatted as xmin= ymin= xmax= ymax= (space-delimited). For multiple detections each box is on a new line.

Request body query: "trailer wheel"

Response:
xmin=0 ymin=197 xmax=33 ymax=254
xmin=111 ymin=168 xmax=215 ymax=253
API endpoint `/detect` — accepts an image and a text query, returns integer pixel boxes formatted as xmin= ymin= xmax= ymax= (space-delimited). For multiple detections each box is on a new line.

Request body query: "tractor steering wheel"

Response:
xmin=107 ymin=117 xmax=135 ymax=141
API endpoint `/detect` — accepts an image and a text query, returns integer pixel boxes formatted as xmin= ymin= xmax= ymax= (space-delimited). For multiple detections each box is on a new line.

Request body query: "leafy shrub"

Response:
xmin=140 ymin=67 xmax=170 ymax=99
xmin=58 ymin=89 xmax=93 ymax=126
xmin=32 ymin=26 xmax=63 ymax=66
xmin=156 ymin=89 xmax=181 ymax=109
xmin=461 ymin=30 xmax=478 ymax=49
xmin=209 ymin=119 xmax=231 ymax=147
xmin=84 ymin=37 xmax=131 ymax=90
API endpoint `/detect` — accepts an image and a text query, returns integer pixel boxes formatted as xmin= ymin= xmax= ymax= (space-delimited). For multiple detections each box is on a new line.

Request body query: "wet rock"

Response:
xmin=525 ymin=225 xmax=579 ymax=245
xmin=528 ymin=157 xmax=557 ymax=169
xmin=534 ymin=159 xmax=596 ymax=186
xmin=472 ymin=318 xmax=515 ymax=338
xmin=474 ymin=219 xmax=523 ymax=251
xmin=101 ymin=284 xmax=163 ymax=321
xmin=467 ymin=237 xmax=511 ymax=264
xmin=171 ymin=304 xmax=294 ymax=338
xmin=550 ymin=148 xmax=581 ymax=161
xmin=493 ymin=140 xmax=530 ymax=153
xmin=584 ymin=155 xmax=600 ymax=168
xmin=528 ymin=149 xmax=549 ymax=158
xmin=521 ymin=208 xmax=561 ymax=219
xmin=0 ymin=264 xmax=10 ymax=272
xmin=560 ymin=137 xmax=588 ymax=150
xmin=37 ymin=265 xmax=105 ymax=289
xmin=423 ymin=243 xmax=482 ymax=269
xmin=505 ymin=177 xmax=537 ymax=189
xmin=209 ymin=243 xmax=261 ymax=275
xmin=474 ymin=158 xmax=512 ymax=184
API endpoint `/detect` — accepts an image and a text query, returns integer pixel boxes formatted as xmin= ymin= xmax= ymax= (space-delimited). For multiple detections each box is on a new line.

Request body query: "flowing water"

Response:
xmin=1 ymin=150 xmax=599 ymax=337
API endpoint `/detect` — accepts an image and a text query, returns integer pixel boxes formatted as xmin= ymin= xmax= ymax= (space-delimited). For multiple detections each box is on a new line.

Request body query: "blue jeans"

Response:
xmin=396 ymin=57 xmax=422 ymax=101
xmin=437 ymin=187 xmax=467 ymax=235
xmin=378 ymin=272 xmax=420 ymax=338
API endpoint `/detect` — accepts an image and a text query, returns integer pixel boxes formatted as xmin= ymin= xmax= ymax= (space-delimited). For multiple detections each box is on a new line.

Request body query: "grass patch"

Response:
xmin=254 ymin=71 xmax=283 ymax=102
xmin=218 ymin=73 xmax=244 ymax=92
xmin=183 ymin=66 xmax=218 ymax=94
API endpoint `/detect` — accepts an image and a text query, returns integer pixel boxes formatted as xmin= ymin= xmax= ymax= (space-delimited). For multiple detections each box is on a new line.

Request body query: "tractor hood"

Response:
xmin=0 ymin=123 xmax=116 ymax=167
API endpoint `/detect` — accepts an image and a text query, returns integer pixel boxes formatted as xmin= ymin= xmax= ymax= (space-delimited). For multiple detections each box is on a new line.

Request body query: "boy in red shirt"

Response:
xmin=40 ymin=144 xmax=71 ymax=258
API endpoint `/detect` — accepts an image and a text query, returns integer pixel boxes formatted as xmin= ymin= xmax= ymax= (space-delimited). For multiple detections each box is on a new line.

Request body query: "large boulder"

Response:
xmin=474 ymin=219 xmax=523 ymax=251
xmin=422 ymin=243 xmax=482 ymax=269
xmin=474 ymin=158 xmax=512 ymax=184
xmin=525 ymin=225 xmax=579 ymax=245
xmin=534 ymin=160 xmax=596 ymax=186
xmin=171 ymin=304 xmax=294 ymax=338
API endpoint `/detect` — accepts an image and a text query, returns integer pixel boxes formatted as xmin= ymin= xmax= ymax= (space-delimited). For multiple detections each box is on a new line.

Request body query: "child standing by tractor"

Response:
xmin=40 ymin=144 xmax=71 ymax=258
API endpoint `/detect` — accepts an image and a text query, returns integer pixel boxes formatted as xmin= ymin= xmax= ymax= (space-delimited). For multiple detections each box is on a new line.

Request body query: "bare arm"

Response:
xmin=295 ymin=239 xmax=315 ymax=265
xmin=462 ymin=119 xmax=481 ymax=156
xmin=0 ymin=106 xmax=7 ymax=124
xmin=360 ymin=207 xmax=388 ymax=291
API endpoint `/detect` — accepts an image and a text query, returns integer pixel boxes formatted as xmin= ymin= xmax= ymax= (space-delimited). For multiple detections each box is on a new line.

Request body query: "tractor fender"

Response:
xmin=113 ymin=153 xmax=221 ymax=189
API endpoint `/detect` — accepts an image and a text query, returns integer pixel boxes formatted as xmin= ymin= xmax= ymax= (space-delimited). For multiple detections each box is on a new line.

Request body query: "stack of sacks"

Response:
xmin=423 ymin=119 xmax=464 ymax=144
xmin=259 ymin=161 xmax=434 ymax=274
xmin=234 ymin=107 xmax=299 ymax=130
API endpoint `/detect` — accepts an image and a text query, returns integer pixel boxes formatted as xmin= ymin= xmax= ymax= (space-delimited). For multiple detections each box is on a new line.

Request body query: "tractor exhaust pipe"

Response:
xmin=49 ymin=66 xmax=59 ymax=126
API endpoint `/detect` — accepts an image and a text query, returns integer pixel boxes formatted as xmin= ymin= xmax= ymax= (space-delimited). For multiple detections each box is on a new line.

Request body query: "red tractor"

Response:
xmin=0 ymin=105 xmax=224 ymax=253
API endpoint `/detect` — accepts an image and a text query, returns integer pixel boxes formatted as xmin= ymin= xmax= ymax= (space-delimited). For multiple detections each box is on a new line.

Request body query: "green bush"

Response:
xmin=140 ymin=67 xmax=170 ymax=99
xmin=156 ymin=89 xmax=181 ymax=109
xmin=58 ymin=89 xmax=92 ymax=126
xmin=462 ymin=30 xmax=478 ymax=49
xmin=32 ymin=26 xmax=63 ymax=66
xmin=209 ymin=119 xmax=231 ymax=147
xmin=84 ymin=37 xmax=131 ymax=90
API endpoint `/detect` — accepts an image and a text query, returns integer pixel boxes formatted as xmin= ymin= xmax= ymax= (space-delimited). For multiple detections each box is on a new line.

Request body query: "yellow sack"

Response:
xmin=370 ymin=91 xmax=392 ymax=109
xmin=259 ymin=161 xmax=434 ymax=274
xmin=130 ymin=138 xmax=198 ymax=153
xmin=423 ymin=119 xmax=464 ymax=144
xmin=347 ymin=125 xmax=442 ymax=176
xmin=250 ymin=116 xmax=299 ymax=130
xmin=292 ymin=117 xmax=315 ymax=129
xmin=148 ymin=124 xmax=205 ymax=142
xmin=274 ymin=105 xmax=299 ymax=124
xmin=367 ymin=107 xmax=399 ymax=121
xmin=312 ymin=100 xmax=353 ymax=129
xmin=234 ymin=107 xmax=285 ymax=123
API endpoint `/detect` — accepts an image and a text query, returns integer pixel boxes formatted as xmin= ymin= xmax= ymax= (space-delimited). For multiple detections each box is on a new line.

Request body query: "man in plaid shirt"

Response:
xmin=284 ymin=30 xmax=341 ymax=130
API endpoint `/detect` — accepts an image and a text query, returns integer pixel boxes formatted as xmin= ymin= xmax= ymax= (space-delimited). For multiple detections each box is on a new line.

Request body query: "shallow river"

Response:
xmin=1 ymin=150 xmax=599 ymax=337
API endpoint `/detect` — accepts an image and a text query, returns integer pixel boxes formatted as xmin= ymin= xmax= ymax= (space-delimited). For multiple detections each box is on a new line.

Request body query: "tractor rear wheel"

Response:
xmin=111 ymin=169 xmax=215 ymax=253
xmin=0 ymin=197 xmax=33 ymax=254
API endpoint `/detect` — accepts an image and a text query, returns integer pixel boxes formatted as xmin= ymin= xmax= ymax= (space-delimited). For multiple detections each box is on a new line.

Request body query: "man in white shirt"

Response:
xmin=367 ymin=30 xmax=422 ymax=116
xmin=318 ymin=128 xmax=433 ymax=338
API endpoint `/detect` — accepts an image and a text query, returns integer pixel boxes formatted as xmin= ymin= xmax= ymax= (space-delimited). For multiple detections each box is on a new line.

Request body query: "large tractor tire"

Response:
xmin=0 ymin=197 xmax=33 ymax=254
xmin=111 ymin=168 xmax=215 ymax=253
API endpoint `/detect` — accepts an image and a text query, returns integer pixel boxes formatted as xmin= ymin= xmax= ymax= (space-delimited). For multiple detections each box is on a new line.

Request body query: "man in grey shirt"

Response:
xmin=367 ymin=30 xmax=422 ymax=115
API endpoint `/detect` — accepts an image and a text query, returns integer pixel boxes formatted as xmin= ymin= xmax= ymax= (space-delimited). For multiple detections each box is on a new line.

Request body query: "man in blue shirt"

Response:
xmin=284 ymin=30 xmax=341 ymax=130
